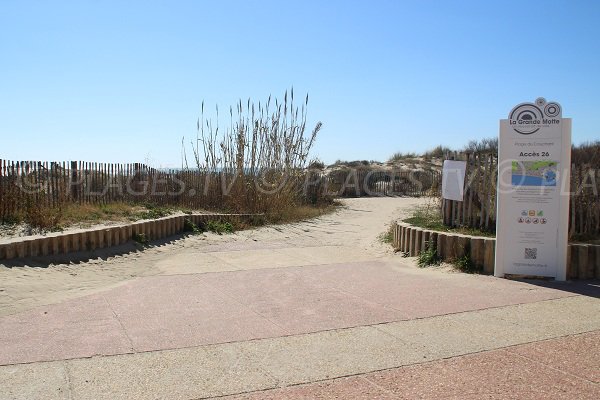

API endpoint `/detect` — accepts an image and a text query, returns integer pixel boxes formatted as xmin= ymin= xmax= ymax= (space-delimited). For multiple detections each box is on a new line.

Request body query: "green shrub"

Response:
xmin=404 ymin=202 xmax=445 ymax=232
xmin=136 ymin=204 xmax=173 ymax=220
xmin=206 ymin=220 xmax=234 ymax=234
xmin=454 ymin=253 xmax=480 ymax=273
xmin=378 ymin=225 xmax=393 ymax=244
xmin=183 ymin=218 xmax=205 ymax=234
xmin=132 ymin=232 xmax=149 ymax=246
xmin=417 ymin=239 xmax=441 ymax=267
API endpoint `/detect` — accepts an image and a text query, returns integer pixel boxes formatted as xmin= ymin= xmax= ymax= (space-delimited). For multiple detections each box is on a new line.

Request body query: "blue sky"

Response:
xmin=1 ymin=0 xmax=599 ymax=167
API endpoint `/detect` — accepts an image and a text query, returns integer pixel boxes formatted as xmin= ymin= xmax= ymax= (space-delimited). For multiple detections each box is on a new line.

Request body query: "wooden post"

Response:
xmin=483 ymin=238 xmax=496 ymax=274
xmin=595 ymin=245 xmax=600 ymax=279
xmin=577 ymin=245 xmax=589 ymax=279
xmin=70 ymin=161 xmax=78 ymax=201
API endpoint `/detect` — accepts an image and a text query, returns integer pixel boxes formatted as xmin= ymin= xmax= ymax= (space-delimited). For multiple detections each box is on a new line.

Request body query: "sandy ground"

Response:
xmin=0 ymin=197 xmax=427 ymax=317
xmin=0 ymin=210 xmax=203 ymax=242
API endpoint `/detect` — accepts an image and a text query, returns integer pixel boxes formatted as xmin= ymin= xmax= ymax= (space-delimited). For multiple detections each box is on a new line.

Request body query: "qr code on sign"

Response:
xmin=525 ymin=248 xmax=537 ymax=260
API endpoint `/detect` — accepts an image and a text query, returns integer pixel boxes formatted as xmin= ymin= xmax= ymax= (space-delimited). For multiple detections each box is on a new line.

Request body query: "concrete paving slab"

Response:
xmin=102 ymin=275 xmax=242 ymax=317
xmin=198 ymin=266 xmax=403 ymax=334
xmin=3 ymin=261 xmax=594 ymax=366
xmin=123 ymin=311 xmax=287 ymax=353
xmin=238 ymin=325 xmax=423 ymax=385
xmin=0 ymin=294 xmax=132 ymax=366
xmin=103 ymin=275 xmax=287 ymax=352
xmin=2 ymin=307 xmax=599 ymax=399
xmin=65 ymin=342 xmax=278 ymax=400
xmin=0 ymin=362 xmax=70 ymax=400
xmin=506 ymin=331 xmax=600 ymax=383
xmin=376 ymin=296 xmax=600 ymax=360
xmin=195 ymin=260 xmax=579 ymax=336
xmin=5 ymin=292 xmax=116 ymax=324
xmin=305 ymin=262 xmax=575 ymax=318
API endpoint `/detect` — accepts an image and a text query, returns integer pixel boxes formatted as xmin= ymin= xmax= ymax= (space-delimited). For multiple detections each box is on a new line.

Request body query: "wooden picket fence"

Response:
xmin=0 ymin=159 xmax=441 ymax=221
xmin=0 ymin=160 xmax=228 ymax=219
xmin=326 ymin=168 xmax=440 ymax=197
xmin=569 ymin=163 xmax=600 ymax=239
xmin=441 ymin=152 xmax=498 ymax=231
xmin=441 ymin=151 xmax=600 ymax=239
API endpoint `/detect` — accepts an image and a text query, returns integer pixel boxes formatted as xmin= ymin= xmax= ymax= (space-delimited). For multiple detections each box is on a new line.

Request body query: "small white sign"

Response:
xmin=495 ymin=97 xmax=570 ymax=281
xmin=442 ymin=160 xmax=467 ymax=201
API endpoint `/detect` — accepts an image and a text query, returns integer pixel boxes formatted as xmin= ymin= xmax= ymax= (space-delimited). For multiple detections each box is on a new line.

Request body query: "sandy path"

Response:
xmin=0 ymin=197 xmax=427 ymax=317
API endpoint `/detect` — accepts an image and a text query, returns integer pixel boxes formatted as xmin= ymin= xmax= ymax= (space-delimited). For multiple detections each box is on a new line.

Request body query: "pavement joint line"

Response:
xmin=197 ymin=243 xmax=349 ymax=254
xmin=500 ymin=346 xmax=599 ymax=385
xmin=191 ymin=329 xmax=600 ymax=400
xmin=1 ymin=258 xmax=361 ymax=317
xmin=206 ymin=251 xmax=306 ymax=269
xmin=318 ymin=279 xmax=407 ymax=314
xmin=270 ymin=248 xmax=314 ymax=264
xmin=61 ymin=362 xmax=75 ymax=400
xmin=238 ymin=345 xmax=285 ymax=394
xmin=159 ymin=259 xmax=380 ymax=278
xmin=160 ymin=293 xmax=596 ymax=366
xmin=100 ymin=293 xmax=136 ymax=353
xmin=1 ymin=295 xmax=595 ymax=369
xmin=193 ymin=253 xmax=239 ymax=270
xmin=193 ymin=276 xmax=293 ymax=337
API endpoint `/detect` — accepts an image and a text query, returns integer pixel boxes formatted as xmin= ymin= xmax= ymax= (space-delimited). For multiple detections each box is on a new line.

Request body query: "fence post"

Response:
xmin=70 ymin=161 xmax=78 ymax=201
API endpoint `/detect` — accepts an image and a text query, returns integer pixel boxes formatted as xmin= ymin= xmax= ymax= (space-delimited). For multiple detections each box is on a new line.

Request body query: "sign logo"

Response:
xmin=509 ymin=97 xmax=562 ymax=135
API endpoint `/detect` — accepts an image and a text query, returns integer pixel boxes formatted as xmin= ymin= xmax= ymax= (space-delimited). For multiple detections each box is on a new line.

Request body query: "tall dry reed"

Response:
xmin=182 ymin=88 xmax=324 ymax=215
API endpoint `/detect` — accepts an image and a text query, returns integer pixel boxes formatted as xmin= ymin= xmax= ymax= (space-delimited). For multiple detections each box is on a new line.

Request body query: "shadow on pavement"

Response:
xmin=515 ymin=278 xmax=600 ymax=298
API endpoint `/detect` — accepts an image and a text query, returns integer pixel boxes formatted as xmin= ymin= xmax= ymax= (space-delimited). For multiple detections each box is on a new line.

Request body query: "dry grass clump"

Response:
xmin=265 ymin=202 xmax=340 ymax=225
xmin=423 ymin=145 xmax=452 ymax=160
xmin=388 ymin=152 xmax=418 ymax=163
xmin=1 ymin=201 xmax=179 ymax=233
xmin=182 ymin=88 xmax=330 ymax=220
xmin=0 ymin=192 xmax=62 ymax=231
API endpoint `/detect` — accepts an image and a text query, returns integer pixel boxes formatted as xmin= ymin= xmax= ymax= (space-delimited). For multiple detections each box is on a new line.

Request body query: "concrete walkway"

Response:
xmin=1 ymin=198 xmax=599 ymax=399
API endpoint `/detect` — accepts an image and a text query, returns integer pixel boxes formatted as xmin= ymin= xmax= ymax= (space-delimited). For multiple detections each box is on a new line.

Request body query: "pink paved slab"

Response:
xmin=0 ymin=261 xmax=588 ymax=365
xmin=224 ymin=332 xmax=600 ymax=400
xmin=197 ymin=267 xmax=404 ymax=334
xmin=506 ymin=331 xmax=600 ymax=383
xmin=365 ymin=348 xmax=599 ymax=399
xmin=0 ymin=294 xmax=131 ymax=365
xmin=197 ymin=261 xmax=574 ymax=329
xmin=302 ymin=262 xmax=575 ymax=318
xmin=102 ymin=275 xmax=287 ymax=352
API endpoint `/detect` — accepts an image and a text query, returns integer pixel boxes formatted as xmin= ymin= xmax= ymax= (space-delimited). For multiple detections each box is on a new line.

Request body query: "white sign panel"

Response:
xmin=495 ymin=98 xmax=571 ymax=280
xmin=442 ymin=160 xmax=467 ymax=201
